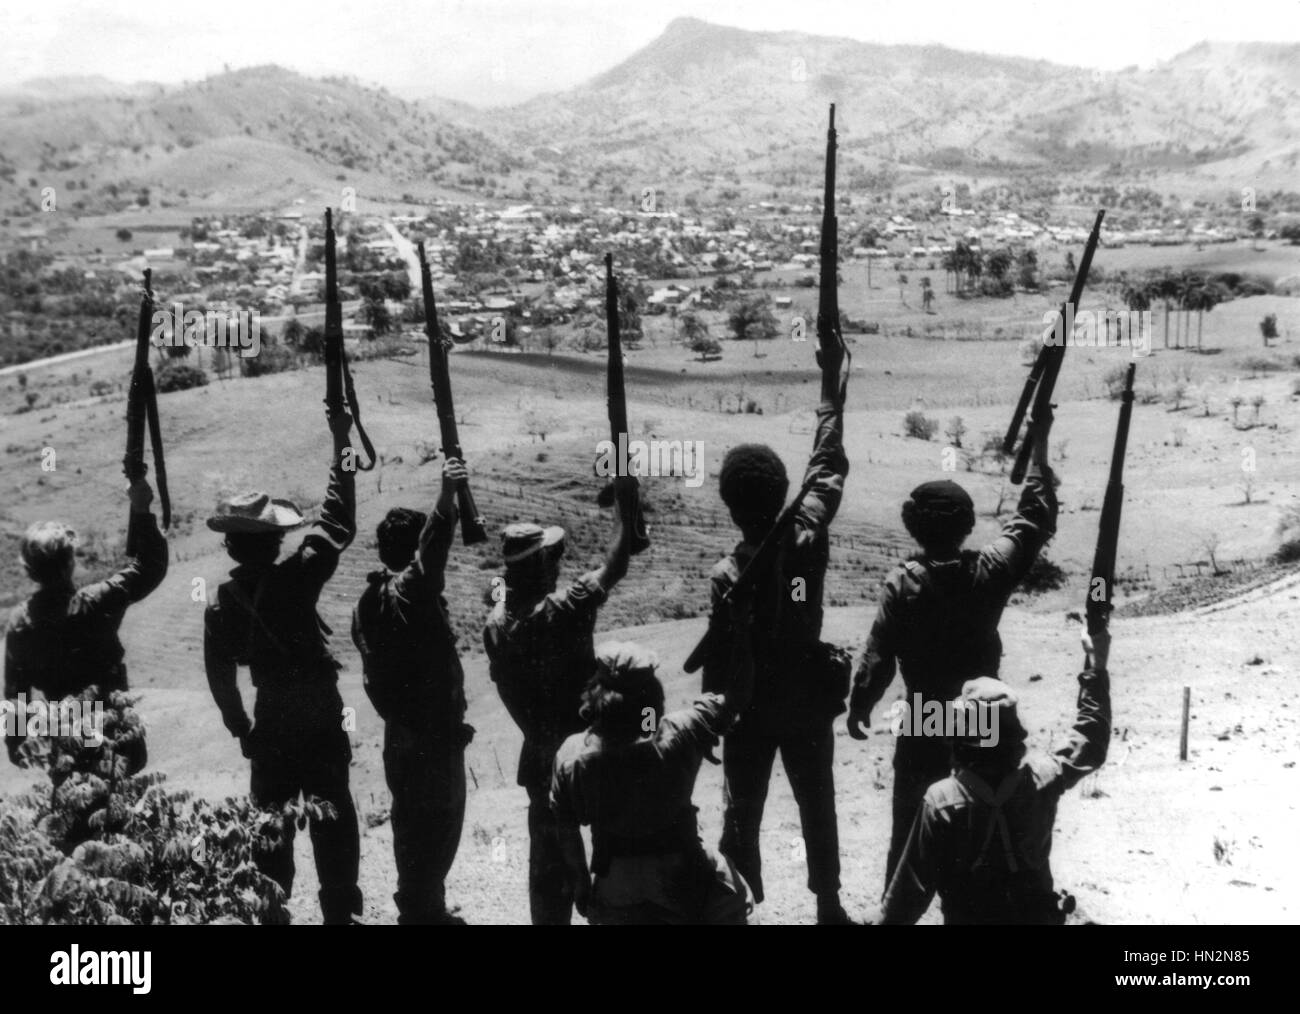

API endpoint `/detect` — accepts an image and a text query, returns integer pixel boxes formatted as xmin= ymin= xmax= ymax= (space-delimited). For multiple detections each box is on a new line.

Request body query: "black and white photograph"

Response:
xmin=0 ymin=0 xmax=1293 ymax=979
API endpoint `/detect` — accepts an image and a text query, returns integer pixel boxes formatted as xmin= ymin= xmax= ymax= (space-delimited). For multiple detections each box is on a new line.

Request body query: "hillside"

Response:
xmin=0 ymin=66 xmax=523 ymax=213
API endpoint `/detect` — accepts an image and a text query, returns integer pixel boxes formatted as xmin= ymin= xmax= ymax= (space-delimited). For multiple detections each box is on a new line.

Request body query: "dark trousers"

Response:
xmin=385 ymin=725 xmax=466 ymax=924
xmin=885 ymin=737 xmax=953 ymax=890
xmin=719 ymin=719 xmax=840 ymax=904
xmin=526 ymin=783 xmax=573 ymax=925
xmin=250 ymin=727 xmax=362 ymax=925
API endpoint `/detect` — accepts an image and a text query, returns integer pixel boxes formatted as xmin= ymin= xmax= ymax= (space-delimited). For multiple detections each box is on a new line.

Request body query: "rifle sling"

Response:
xmin=339 ymin=342 xmax=377 ymax=471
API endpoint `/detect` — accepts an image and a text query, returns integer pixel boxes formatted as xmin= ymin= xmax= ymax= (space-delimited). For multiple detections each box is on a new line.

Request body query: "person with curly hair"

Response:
xmin=551 ymin=602 xmax=755 ymax=925
xmin=848 ymin=422 xmax=1058 ymax=890
xmin=701 ymin=340 xmax=852 ymax=924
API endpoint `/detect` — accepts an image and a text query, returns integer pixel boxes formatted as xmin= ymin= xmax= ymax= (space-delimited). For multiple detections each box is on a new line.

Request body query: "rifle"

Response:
xmin=603 ymin=253 xmax=651 ymax=555
xmin=123 ymin=268 xmax=170 ymax=555
xmin=418 ymin=241 xmax=487 ymax=545
xmin=1087 ymin=362 xmax=1135 ymax=635
xmin=817 ymin=103 xmax=850 ymax=409
xmin=1003 ymin=209 xmax=1105 ymax=483
xmin=682 ymin=475 xmax=817 ymax=675
xmin=322 ymin=207 xmax=376 ymax=470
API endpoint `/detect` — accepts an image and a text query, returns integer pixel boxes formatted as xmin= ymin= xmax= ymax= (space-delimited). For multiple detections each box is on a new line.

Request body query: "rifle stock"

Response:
xmin=604 ymin=253 xmax=651 ymax=555
xmin=322 ymin=207 xmax=376 ymax=470
xmin=1087 ymin=362 xmax=1135 ymax=635
xmin=419 ymin=241 xmax=487 ymax=545
xmin=682 ymin=475 xmax=817 ymax=674
xmin=124 ymin=268 xmax=169 ymax=554
xmin=1005 ymin=209 xmax=1106 ymax=483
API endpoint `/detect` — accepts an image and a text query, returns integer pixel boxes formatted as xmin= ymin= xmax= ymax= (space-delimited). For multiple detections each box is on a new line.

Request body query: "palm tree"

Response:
xmin=1193 ymin=283 xmax=1223 ymax=351
xmin=1153 ymin=274 xmax=1179 ymax=349
xmin=1121 ymin=278 xmax=1151 ymax=349
xmin=1178 ymin=273 xmax=1203 ymax=350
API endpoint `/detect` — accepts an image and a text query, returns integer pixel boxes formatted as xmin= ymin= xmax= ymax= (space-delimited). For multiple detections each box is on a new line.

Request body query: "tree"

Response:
xmin=362 ymin=296 xmax=392 ymax=338
xmin=690 ymin=335 xmax=722 ymax=361
xmin=116 ymin=228 xmax=133 ymax=243
xmin=281 ymin=318 xmax=305 ymax=350
xmin=1016 ymin=249 xmax=1038 ymax=290
xmin=986 ymin=249 xmax=1012 ymax=283
xmin=1260 ymin=313 xmax=1278 ymax=347
xmin=680 ymin=311 xmax=709 ymax=347
xmin=920 ymin=276 xmax=934 ymax=312
xmin=944 ymin=415 xmax=967 ymax=448
xmin=897 ymin=273 xmax=909 ymax=304
xmin=727 ymin=296 xmax=779 ymax=357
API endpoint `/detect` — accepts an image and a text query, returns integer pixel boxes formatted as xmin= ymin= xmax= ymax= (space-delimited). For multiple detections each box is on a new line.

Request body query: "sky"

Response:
xmin=4 ymin=0 xmax=1299 ymax=105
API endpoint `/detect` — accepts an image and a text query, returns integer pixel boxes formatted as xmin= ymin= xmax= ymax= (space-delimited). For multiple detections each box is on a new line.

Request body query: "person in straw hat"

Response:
xmin=874 ymin=625 xmax=1111 ymax=925
xmin=202 ymin=411 xmax=362 ymax=925
xmin=482 ymin=475 xmax=639 ymax=925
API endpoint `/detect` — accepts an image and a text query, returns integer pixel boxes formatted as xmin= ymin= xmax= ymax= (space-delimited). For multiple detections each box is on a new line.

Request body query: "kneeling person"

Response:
xmin=552 ymin=599 xmax=755 ymax=925
xmin=878 ymin=626 xmax=1112 ymax=925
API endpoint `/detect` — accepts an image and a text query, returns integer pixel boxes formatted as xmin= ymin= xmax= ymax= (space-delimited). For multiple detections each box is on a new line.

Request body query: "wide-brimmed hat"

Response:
xmin=501 ymin=522 xmax=565 ymax=564
xmin=206 ymin=492 xmax=306 ymax=533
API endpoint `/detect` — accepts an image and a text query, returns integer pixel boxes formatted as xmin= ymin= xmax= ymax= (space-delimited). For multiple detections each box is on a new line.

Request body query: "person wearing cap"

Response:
xmin=876 ymin=626 xmax=1112 ymax=924
xmin=702 ymin=337 xmax=852 ymax=925
xmin=352 ymin=457 xmax=473 ymax=925
xmin=551 ymin=614 xmax=755 ymax=924
xmin=203 ymin=410 xmax=362 ymax=925
xmin=483 ymin=476 xmax=638 ymax=925
xmin=4 ymin=478 xmax=167 ymax=768
xmin=848 ymin=422 xmax=1058 ymax=888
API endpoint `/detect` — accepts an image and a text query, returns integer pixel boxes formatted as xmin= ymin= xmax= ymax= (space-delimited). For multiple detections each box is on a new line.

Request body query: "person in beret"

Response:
xmin=875 ymin=625 xmax=1111 ymax=925
xmin=202 ymin=410 xmax=362 ymax=925
xmin=849 ymin=421 xmax=1059 ymax=890
xmin=482 ymin=476 xmax=639 ymax=925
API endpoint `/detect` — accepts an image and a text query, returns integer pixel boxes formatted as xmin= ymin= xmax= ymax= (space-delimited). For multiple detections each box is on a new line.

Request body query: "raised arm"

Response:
xmin=981 ymin=422 xmax=1058 ymax=588
xmin=414 ymin=458 xmax=465 ymax=592
xmin=589 ymin=475 xmax=637 ymax=593
xmin=794 ymin=397 xmax=849 ymax=539
xmin=1047 ymin=627 xmax=1113 ymax=794
xmin=299 ymin=412 xmax=358 ymax=586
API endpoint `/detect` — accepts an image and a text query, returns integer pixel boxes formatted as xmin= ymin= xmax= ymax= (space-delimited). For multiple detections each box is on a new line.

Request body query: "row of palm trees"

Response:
xmin=1118 ymin=271 xmax=1229 ymax=351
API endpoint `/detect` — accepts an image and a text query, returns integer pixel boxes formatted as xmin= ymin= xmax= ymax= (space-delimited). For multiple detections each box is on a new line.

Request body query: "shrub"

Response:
xmin=1020 ymin=555 xmax=1067 ymax=594
xmin=155 ymin=362 xmax=208 ymax=393
xmin=1103 ymin=365 xmax=1129 ymax=400
xmin=903 ymin=410 xmax=939 ymax=441
xmin=0 ymin=691 xmax=296 ymax=925
xmin=240 ymin=341 xmax=298 ymax=378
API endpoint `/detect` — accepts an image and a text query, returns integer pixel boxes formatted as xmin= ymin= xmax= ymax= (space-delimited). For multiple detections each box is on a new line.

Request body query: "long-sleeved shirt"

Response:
xmin=4 ymin=511 xmax=168 ymax=703
xmin=484 ymin=571 xmax=608 ymax=790
xmin=203 ymin=459 xmax=355 ymax=739
xmin=551 ymin=693 xmax=736 ymax=874
xmin=351 ymin=507 xmax=465 ymax=739
xmin=880 ymin=664 xmax=1111 ymax=925
xmin=853 ymin=468 xmax=1058 ymax=718
xmin=701 ymin=400 xmax=848 ymax=727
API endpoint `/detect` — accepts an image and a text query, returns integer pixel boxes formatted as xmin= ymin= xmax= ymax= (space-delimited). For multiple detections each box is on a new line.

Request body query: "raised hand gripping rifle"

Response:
xmin=418 ymin=240 xmax=486 ymax=545
xmin=1003 ymin=209 xmax=1105 ymax=483
xmin=603 ymin=253 xmax=651 ymax=555
xmin=817 ymin=103 xmax=850 ymax=409
xmin=323 ymin=207 xmax=376 ymax=469
xmin=123 ymin=268 xmax=170 ymax=555
xmin=1087 ymin=362 xmax=1135 ymax=635
xmin=682 ymin=475 xmax=818 ymax=675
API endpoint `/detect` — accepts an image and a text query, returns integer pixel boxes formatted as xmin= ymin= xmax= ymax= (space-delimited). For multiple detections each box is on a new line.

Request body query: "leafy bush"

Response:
xmin=155 ymin=362 xmax=208 ymax=393
xmin=1020 ymin=555 xmax=1067 ymax=594
xmin=0 ymin=691 xmax=296 ymax=925
xmin=240 ymin=341 xmax=298 ymax=378
xmin=903 ymin=410 xmax=939 ymax=441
